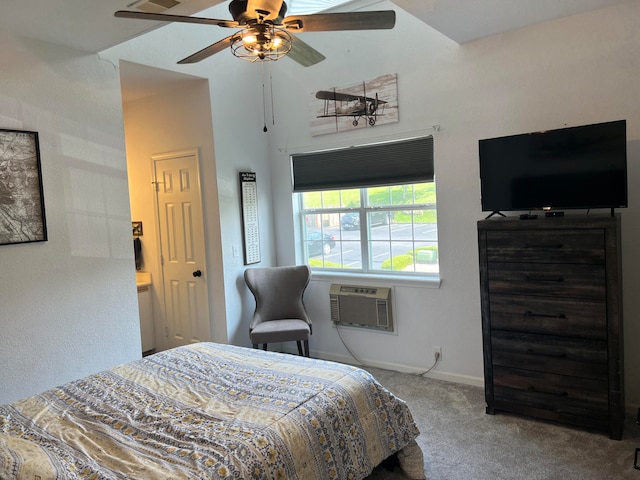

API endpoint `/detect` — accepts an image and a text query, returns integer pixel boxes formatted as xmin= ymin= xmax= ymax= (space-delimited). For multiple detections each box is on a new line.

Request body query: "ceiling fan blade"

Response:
xmin=114 ymin=10 xmax=238 ymax=28
xmin=283 ymin=10 xmax=395 ymax=32
xmin=177 ymin=35 xmax=236 ymax=64
xmin=287 ymin=34 xmax=326 ymax=67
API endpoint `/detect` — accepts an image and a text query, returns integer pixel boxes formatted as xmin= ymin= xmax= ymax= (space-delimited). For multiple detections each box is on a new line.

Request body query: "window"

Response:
xmin=292 ymin=136 xmax=437 ymax=276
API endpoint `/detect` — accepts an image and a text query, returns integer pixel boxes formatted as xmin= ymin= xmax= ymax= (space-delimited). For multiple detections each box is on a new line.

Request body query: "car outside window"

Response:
xmin=299 ymin=182 xmax=438 ymax=275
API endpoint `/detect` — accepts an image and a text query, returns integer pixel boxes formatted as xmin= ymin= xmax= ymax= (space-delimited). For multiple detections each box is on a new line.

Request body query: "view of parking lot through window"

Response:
xmin=299 ymin=183 xmax=438 ymax=275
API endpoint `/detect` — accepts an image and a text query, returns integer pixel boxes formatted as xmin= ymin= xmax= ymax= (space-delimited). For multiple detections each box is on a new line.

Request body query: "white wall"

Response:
xmin=267 ymin=1 xmax=640 ymax=405
xmin=3 ymin=0 xmax=640 ymax=413
xmin=0 ymin=34 xmax=141 ymax=404
xmin=102 ymin=1 xmax=278 ymax=346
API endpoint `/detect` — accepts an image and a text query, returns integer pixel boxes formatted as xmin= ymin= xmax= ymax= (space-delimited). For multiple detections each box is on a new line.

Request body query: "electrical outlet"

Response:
xmin=433 ymin=346 xmax=442 ymax=362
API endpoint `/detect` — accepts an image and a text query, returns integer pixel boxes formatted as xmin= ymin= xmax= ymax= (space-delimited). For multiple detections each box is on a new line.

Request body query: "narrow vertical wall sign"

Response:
xmin=239 ymin=172 xmax=260 ymax=264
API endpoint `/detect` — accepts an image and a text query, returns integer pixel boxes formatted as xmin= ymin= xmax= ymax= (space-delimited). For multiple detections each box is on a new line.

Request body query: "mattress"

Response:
xmin=0 ymin=342 xmax=424 ymax=479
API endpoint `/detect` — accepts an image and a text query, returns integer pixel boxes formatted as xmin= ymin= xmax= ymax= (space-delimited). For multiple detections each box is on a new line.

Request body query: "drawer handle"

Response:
xmin=524 ymin=243 xmax=564 ymax=249
xmin=527 ymin=386 xmax=568 ymax=397
xmin=526 ymin=348 xmax=568 ymax=359
xmin=524 ymin=276 xmax=565 ymax=283
xmin=524 ymin=311 xmax=567 ymax=319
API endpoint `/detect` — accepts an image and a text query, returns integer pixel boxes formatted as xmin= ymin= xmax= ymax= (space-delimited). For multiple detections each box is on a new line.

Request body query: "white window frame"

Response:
xmin=297 ymin=182 xmax=439 ymax=278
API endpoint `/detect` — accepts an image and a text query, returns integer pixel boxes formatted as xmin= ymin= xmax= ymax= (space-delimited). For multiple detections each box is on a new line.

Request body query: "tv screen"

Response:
xmin=479 ymin=120 xmax=627 ymax=213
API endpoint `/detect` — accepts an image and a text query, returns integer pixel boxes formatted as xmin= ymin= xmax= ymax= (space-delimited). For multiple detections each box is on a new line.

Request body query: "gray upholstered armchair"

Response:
xmin=244 ymin=265 xmax=312 ymax=357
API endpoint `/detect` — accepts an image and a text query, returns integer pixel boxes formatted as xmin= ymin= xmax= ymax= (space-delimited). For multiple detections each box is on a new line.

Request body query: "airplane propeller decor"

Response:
xmin=115 ymin=0 xmax=395 ymax=66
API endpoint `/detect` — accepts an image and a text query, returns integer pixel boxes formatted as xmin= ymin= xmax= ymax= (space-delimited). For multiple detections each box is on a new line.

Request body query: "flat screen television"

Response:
xmin=479 ymin=120 xmax=627 ymax=215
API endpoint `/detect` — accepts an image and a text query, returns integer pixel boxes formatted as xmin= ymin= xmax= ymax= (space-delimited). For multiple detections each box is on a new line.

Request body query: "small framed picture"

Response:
xmin=0 ymin=129 xmax=47 ymax=245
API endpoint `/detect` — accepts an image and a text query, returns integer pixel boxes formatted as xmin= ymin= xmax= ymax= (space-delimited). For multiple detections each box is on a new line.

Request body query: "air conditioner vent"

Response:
xmin=128 ymin=0 xmax=181 ymax=13
xmin=329 ymin=284 xmax=393 ymax=332
xmin=376 ymin=299 xmax=390 ymax=328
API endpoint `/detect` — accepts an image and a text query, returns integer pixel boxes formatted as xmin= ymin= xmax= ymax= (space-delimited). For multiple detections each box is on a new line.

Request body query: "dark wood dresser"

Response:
xmin=477 ymin=214 xmax=624 ymax=439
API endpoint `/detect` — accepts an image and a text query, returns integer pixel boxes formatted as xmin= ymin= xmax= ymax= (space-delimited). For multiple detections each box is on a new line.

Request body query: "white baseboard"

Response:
xmin=281 ymin=347 xmax=485 ymax=388
xmin=280 ymin=347 xmax=640 ymax=414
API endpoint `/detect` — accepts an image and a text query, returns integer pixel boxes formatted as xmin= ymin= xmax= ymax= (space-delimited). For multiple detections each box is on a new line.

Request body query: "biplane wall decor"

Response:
xmin=309 ymin=73 xmax=398 ymax=136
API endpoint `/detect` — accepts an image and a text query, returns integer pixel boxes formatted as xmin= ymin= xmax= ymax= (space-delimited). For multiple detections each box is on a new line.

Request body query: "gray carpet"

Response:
xmin=364 ymin=367 xmax=640 ymax=480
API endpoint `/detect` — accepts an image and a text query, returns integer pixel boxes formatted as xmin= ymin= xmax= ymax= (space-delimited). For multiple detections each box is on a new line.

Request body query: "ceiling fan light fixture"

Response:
xmin=231 ymin=25 xmax=292 ymax=62
xmin=242 ymin=33 xmax=258 ymax=45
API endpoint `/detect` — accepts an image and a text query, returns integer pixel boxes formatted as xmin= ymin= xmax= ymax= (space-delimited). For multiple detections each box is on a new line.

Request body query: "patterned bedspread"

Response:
xmin=0 ymin=342 xmax=424 ymax=479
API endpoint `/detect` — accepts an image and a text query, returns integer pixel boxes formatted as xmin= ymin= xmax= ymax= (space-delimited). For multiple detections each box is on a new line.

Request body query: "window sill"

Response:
xmin=309 ymin=270 xmax=442 ymax=289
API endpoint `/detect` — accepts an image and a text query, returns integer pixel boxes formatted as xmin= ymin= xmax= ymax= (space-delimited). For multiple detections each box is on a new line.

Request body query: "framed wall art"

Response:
xmin=0 ymin=129 xmax=47 ymax=245
xmin=309 ymin=73 xmax=399 ymax=136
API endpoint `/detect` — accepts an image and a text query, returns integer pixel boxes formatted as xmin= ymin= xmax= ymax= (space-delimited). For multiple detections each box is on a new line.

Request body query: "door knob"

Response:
xmin=193 ymin=270 xmax=202 ymax=277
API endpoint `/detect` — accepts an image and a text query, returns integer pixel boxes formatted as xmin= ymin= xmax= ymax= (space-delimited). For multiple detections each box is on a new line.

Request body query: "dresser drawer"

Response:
xmin=487 ymin=262 xmax=605 ymax=299
xmin=478 ymin=216 xmax=624 ymax=439
xmin=491 ymin=331 xmax=608 ymax=380
xmin=486 ymin=229 xmax=604 ymax=264
xmin=493 ymin=366 xmax=609 ymax=430
xmin=488 ymin=294 xmax=607 ymax=339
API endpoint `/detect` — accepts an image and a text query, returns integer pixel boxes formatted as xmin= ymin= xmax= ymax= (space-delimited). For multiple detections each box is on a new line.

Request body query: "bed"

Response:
xmin=0 ymin=342 xmax=425 ymax=479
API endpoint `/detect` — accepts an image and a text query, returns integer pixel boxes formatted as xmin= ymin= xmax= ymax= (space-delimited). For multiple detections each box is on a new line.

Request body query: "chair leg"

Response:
xmin=262 ymin=344 xmax=268 ymax=351
xmin=296 ymin=341 xmax=303 ymax=356
xmin=304 ymin=339 xmax=310 ymax=357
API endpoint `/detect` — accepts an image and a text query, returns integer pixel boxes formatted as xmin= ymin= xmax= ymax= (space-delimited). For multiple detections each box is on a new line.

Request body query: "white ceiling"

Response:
xmin=391 ymin=0 xmax=632 ymax=44
xmin=1 ymin=0 xmax=631 ymax=103
xmin=0 ymin=0 xmax=224 ymax=53
xmin=0 ymin=0 xmax=632 ymax=53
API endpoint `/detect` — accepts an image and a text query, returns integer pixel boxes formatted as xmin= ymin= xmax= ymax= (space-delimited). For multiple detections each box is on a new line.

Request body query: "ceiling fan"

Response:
xmin=115 ymin=0 xmax=395 ymax=67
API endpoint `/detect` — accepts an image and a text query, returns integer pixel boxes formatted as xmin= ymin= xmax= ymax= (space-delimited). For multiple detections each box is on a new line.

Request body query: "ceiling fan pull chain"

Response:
xmin=261 ymin=61 xmax=268 ymax=132
xmin=270 ymin=61 xmax=275 ymax=127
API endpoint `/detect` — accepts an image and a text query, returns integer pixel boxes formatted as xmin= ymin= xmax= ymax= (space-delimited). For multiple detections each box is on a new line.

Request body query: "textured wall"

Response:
xmin=267 ymin=1 xmax=640 ymax=407
xmin=0 ymin=35 xmax=142 ymax=404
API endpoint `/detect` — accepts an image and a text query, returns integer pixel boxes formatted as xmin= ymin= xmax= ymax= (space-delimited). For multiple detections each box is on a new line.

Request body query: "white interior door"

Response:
xmin=153 ymin=149 xmax=211 ymax=347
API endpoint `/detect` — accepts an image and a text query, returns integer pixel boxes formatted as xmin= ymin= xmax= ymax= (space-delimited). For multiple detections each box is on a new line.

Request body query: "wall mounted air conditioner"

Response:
xmin=329 ymin=284 xmax=393 ymax=332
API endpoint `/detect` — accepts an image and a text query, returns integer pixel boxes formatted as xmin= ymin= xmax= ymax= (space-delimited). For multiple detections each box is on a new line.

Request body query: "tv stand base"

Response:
xmin=545 ymin=211 xmax=565 ymax=217
xmin=484 ymin=211 xmax=506 ymax=219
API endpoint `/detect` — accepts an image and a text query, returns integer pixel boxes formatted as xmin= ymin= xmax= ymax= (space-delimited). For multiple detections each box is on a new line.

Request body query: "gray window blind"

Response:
xmin=291 ymin=135 xmax=434 ymax=192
